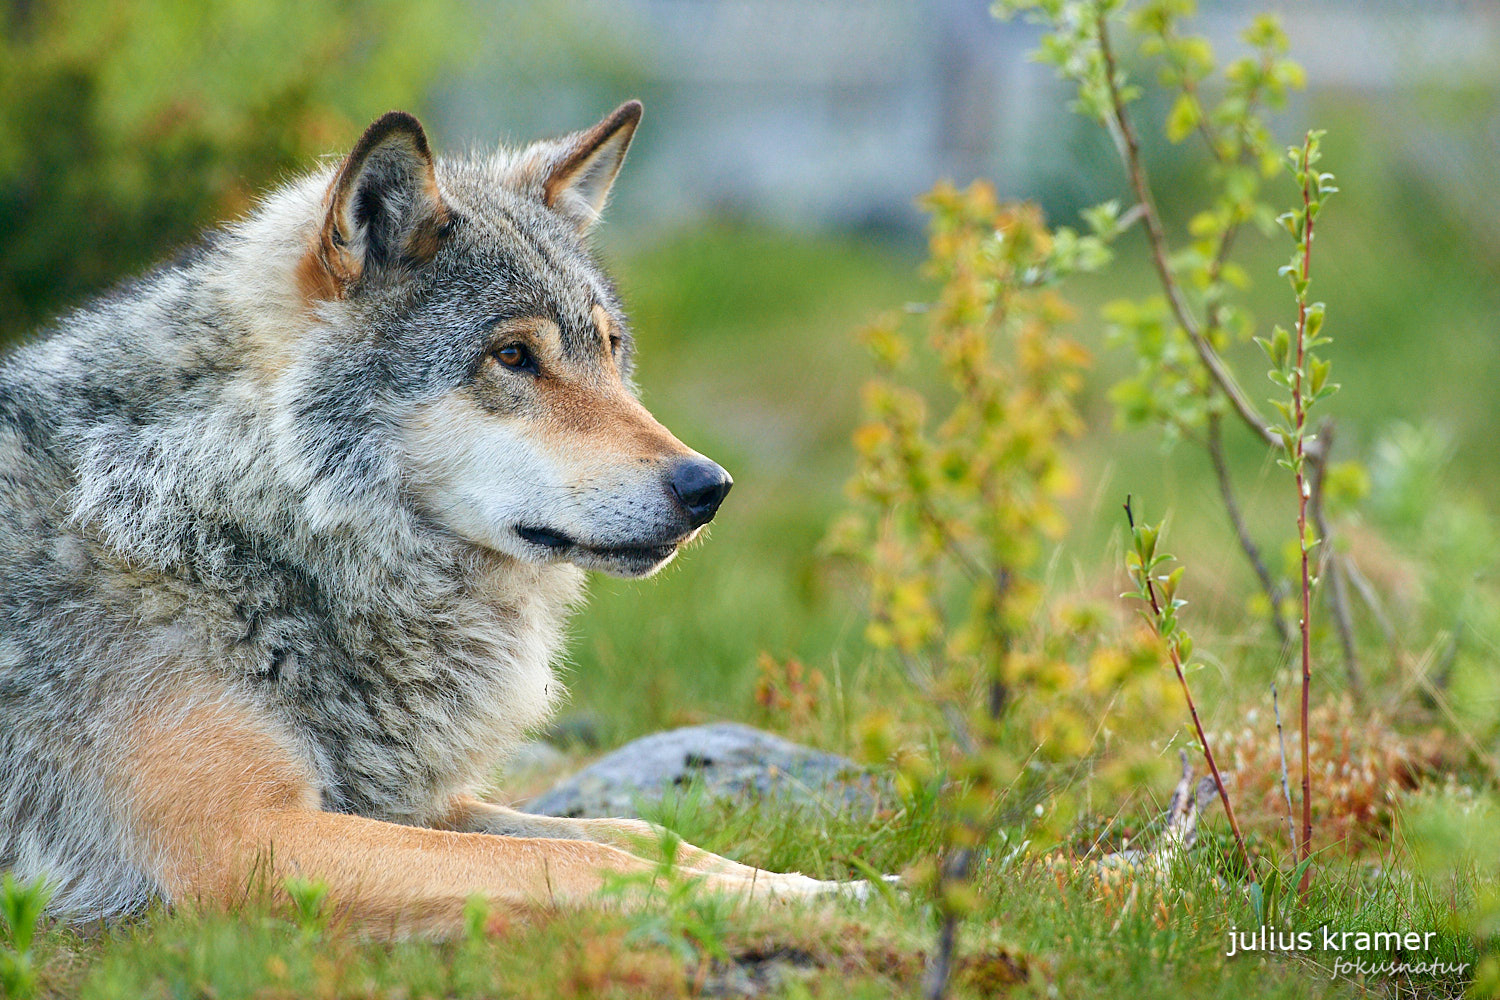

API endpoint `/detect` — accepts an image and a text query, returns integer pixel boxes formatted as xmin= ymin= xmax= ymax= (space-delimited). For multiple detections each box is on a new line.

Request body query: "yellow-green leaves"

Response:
xmin=838 ymin=179 xmax=1106 ymax=950
xmin=1166 ymin=93 xmax=1201 ymax=143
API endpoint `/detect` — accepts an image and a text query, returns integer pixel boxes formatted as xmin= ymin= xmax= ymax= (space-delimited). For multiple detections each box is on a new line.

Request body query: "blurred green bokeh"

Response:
xmin=0 ymin=0 xmax=469 ymax=337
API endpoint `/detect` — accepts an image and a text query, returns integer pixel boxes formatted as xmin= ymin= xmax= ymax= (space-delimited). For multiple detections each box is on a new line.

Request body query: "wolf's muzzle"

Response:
xmin=668 ymin=458 xmax=733 ymax=528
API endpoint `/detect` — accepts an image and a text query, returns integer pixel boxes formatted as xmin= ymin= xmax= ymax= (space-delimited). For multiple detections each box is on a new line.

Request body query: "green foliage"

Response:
xmin=835 ymin=188 xmax=1093 ymax=692
xmin=830 ymin=183 xmax=1096 ymax=988
xmin=1124 ymin=504 xmax=1253 ymax=874
xmin=999 ymin=0 xmax=1366 ymax=660
xmin=830 ymin=179 xmax=1186 ymax=996
xmin=832 ymin=181 xmax=1097 ymax=770
xmin=0 ymin=874 xmax=52 ymax=999
xmin=0 ymin=0 xmax=467 ymax=339
xmin=1021 ymin=0 xmax=1300 ymax=442
xmin=1263 ymin=132 xmax=1339 ymax=477
xmin=595 ymin=824 xmax=740 ymax=966
xmin=1124 ymin=509 xmax=1193 ymax=666
xmin=996 ymin=0 xmax=1364 ymax=899
xmin=280 ymin=876 xmax=331 ymax=937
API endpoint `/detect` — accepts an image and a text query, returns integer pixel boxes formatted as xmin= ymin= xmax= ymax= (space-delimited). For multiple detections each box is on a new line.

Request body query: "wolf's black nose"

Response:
xmin=669 ymin=458 xmax=733 ymax=528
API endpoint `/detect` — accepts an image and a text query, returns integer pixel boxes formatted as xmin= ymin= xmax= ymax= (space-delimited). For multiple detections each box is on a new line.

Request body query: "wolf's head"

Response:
xmin=276 ymin=103 xmax=730 ymax=579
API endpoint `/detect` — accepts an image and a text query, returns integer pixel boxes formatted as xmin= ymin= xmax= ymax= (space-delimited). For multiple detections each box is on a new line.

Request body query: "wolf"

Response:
xmin=0 ymin=102 xmax=863 ymax=934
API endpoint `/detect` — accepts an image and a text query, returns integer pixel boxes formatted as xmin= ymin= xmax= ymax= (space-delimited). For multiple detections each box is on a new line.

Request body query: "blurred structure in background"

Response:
xmin=434 ymin=0 xmax=1500 ymax=238
xmin=5 ymin=0 xmax=1498 ymax=338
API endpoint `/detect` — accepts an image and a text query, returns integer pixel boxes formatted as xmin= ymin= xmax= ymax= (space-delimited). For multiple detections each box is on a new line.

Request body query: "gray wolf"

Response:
xmin=0 ymin=102 xmax=860 ymax=935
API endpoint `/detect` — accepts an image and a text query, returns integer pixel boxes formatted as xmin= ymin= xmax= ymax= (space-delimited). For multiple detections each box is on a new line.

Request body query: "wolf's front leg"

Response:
xmin=438 ymin=797 xmax=862 ymax=898
xmin=125 ymin=696 xmax=838 ymax=938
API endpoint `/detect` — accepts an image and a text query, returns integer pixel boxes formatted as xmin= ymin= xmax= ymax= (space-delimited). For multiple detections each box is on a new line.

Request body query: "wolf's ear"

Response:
xmin=309 ymin=111 xmax=449 ymax=297
xmin=540 ymin=101 xmax=642 ymax=234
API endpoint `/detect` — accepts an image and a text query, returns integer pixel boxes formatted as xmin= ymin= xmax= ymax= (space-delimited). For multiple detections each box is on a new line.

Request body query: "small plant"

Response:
xmin=1263 ymin=130 xmax=1338 ymax=889
xmin=1123 ymin=498 xmax=1252 ymax=878
xmin=995 ymin=0 xmax=1357 ymax=896
xmin=281 ymin=876 xmax=331 ymax=937
xmin=601 ymin=828 xmax=733 ymax=969
xmin=832 ymin=183 xmax=1119 ymax=999
xmin=0 ymin=873 xmax=52 ymax=999
xmin=996 ymin=0 xmax=1367 ymax=691
xmin=752 ymin=652 xmax=826 ymax=741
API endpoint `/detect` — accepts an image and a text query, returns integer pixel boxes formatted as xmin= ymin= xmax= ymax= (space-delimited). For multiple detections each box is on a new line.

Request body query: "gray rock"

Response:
xmin=524 ymin=722 xmax=882 ymax=819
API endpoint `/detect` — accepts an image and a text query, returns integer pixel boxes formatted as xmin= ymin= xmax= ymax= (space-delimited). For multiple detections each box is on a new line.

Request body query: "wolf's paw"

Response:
xmin=770 ymin=873 xmax=902 ymax=904
xmin=837 ymin=873 xmax=904 ymax=904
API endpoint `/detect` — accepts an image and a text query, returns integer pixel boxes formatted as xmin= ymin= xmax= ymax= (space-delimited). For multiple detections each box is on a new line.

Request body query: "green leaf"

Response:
xmin=1136 ymin=523 xmax=1158 ymax=561
xmin=1083 ymin=199 xmax=1122 ymax=237
xmin=1254 ymin=335 xmax=1276 ymax=365
xmin=1166 ymin=93 xmax=1200 ymax=144
xmin=1304 ymin=302 xmax=1325 ymax=341
xmin=0 ymin=874 xmax=52 ymax=956
xmin=1271 ymin=324 xmax=1291 ymax=368
xmin=1164 ymin=565 xmax=1185 ymax=600
xmin=1309 ymin=357 xmax=1331 ymax=397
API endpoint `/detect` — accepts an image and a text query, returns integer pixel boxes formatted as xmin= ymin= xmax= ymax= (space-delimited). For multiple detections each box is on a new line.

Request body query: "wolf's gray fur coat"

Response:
xmin=0 ymin=104 xmax=848 ymax=929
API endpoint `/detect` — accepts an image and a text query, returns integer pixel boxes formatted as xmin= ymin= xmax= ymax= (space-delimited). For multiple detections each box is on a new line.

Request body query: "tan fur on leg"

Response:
xmin=122 ymin=698 xmax=836 ymax=936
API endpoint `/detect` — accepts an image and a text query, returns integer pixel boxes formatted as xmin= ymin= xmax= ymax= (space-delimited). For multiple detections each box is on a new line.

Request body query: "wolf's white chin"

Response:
xmin=587 ymin=545 xmax=680 ymax=579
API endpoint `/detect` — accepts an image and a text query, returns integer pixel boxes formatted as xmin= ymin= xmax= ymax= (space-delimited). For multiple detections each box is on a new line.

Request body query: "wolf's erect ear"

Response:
xmin=307 ymin=111 xmax=449 ymax=297
xmin=540 ymin=101 xmax=642 ymax=234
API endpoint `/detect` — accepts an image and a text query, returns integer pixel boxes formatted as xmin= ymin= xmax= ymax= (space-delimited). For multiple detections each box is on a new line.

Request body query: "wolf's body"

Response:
xmin=0 ymin=104 xmax=852 ymax=933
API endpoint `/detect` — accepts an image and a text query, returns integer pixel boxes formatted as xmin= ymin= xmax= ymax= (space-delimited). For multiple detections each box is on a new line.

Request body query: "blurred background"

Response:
xmin=4 ymin=0 xmax=1498 ymax=747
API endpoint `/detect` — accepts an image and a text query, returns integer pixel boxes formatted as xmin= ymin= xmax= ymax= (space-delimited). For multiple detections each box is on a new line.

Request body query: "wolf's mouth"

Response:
xmin=515 ymin=525 xmax=679 ymax=563
xmin=516 ymin=526 xmax=573 ymax=549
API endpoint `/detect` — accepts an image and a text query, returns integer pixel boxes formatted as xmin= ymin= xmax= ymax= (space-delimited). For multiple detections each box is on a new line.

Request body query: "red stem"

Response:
xmin=1293 ymin=137 xmax=1316 ymax=894
xmin=1134 ymin=541 xmax=1254 ymax=879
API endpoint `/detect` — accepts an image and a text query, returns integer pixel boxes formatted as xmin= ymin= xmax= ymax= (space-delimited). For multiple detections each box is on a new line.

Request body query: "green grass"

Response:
xmin=17 ymin=792 xmax=1485 ymax=999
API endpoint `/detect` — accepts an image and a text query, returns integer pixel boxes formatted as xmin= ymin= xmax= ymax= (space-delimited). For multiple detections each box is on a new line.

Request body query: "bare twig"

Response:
xmin=1307 ymin=421 xmax=1363 ymax=699
xmin=1095 ymin=11 xmax=1277 ymax=448
xmin=924 ymin=850 xmax=971 ymax=1000
xmin=915 ymin=497 xmax=1014 ymax=719
xmin=1432 ymin=624 xmax=1462 ymax=695
xmin=1207 ymin=413 xmax=1290 ymax=645
xmin=1271 ymin=684 xmax=1297 ymax=857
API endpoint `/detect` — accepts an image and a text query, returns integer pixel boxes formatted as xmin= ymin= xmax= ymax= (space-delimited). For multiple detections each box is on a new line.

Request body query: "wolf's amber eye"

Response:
xmin=494 ymin=344 xmax=532 ymax=370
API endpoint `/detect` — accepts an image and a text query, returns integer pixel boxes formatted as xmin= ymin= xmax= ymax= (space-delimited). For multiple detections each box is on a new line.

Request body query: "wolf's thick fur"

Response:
xmin=0 ymin=104 xmax=855 ymax=933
